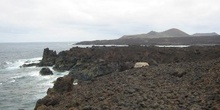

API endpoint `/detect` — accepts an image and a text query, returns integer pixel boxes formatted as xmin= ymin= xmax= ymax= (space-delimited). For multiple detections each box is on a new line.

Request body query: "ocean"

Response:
xmin=0 ymin=42 xmax=74 ymax=110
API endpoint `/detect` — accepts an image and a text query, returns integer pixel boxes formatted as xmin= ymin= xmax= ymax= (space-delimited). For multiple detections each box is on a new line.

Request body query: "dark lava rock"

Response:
xmin=170 ymin=68 xmax=187 ymax=78
xmin=39 ymin=48 xmax=57 ymax=66
xmin=35 ymin=89 xmax=61 ymax=110
xmin=69 ymin=62 xmax=133 ymax=81
xmin=35 ymin=46 xmax=220 ymax=110
xmin=20 ymin=63 xmax=39 ymax=68
xmin=39 ymin=45 xmax=220 ymax=75
xmin=39 ymin=68 xmax=53 ymax=75
xmin=34 ymin=76 xmax=74 ymax=110
xmin=53 ymin=51 xmax=78 ymax=71
xmin=53 ymin=76 xmax=74 ymax=94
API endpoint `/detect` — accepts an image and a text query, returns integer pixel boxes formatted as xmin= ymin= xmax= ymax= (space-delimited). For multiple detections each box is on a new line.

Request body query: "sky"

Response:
xmin=0 ymin=0 xmax=220 ymax=42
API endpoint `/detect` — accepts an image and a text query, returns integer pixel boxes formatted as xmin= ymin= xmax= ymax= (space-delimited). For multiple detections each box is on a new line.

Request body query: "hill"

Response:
xmin=76 ymin=28 xmax=220 ymax=45
xmin=120 ymin=28 xmax=190 ymax=39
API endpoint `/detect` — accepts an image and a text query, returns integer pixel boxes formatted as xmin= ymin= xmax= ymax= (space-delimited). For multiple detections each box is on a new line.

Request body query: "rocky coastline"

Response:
xmin=34 ymin=45 xmax=220 ymax=110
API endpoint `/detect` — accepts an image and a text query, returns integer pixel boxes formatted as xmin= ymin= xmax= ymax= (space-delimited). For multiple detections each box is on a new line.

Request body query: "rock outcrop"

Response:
xmin=69 ymin=61 xmax=133 ymax=81
xmin=20 ymin=63 xmax=39 ymax=68
xmin=53 ymin=51 xmax=77 ymax=72
xmin=35 ymin=76 xmax=74 ymax=110
xmin=39 ymin=68 xmax=53 ymax=75
xmin=39 ymin=48 xmax=57 ymax=66
xmin=36 ymin=45 xmax=220 ymax=81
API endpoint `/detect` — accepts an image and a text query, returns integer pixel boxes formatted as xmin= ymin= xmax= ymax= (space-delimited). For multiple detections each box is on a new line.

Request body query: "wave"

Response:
xmin=23 ymin=57 xmax=41 ymax=64
xmin=9 ymin=79 xmax=15 ymax=83
xmin=155 ymin=45 xmax=190 ymax=48
xmin=1 ymin=57 xmax=42 ymax=70
xmin=10 ymin=75 xmax=26 ymax=80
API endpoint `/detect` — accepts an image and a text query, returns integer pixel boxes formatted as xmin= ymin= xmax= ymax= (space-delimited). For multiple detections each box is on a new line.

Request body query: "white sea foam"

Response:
xmin=73 ymin=44 xmax=128 ymax=48
xmin=155 ymin=45 xmax=190 ymax=48
xmin=4 ymin=57 xmax=42 ymax=70
xmin=9 ymin=79 xmax=15 ymax=83
xmin=10 ymin=75 xmax=25 ymax=79
xmin=27 ymin=70 xmax=41 ymax=77
xmin=23 ymin=57 xmax=42 ymax=64
xmin=4 ymin=60 xmax=25 ymax=70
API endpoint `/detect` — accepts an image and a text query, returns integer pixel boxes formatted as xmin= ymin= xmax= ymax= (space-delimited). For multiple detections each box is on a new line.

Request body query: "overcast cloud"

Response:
xmin=0 ymin=0 xmax=220 ymax=42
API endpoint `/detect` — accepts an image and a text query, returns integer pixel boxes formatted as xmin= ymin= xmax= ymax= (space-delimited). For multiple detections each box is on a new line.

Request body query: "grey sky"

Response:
xmin=0 ymin=0 xmax=220 ymax=42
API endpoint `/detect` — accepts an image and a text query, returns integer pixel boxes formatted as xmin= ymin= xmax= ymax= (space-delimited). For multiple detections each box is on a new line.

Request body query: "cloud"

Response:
xmin=0 ymin=0 xmax=220 ymax=42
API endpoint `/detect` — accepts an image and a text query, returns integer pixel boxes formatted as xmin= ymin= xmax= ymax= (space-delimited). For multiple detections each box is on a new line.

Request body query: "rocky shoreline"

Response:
xmin=34 ymin=45 xmax=220 ymax=110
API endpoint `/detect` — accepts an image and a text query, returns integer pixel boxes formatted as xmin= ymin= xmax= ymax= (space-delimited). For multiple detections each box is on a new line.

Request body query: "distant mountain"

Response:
xmin=160 ymin=28 xmax=190 ymax=37
xmin=120 ymin=28 xmax=190 ymax=39
xmin=192 ymin=32 xmax=219 ymax=36
xmin=76 ymin=28 xmax=220 ymax=45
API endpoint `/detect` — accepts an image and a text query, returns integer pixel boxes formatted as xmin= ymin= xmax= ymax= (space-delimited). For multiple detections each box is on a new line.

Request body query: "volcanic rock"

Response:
xmin=39 ymin=68 xmax=53 ymax=75
xmin=20 ymin=63 xmax=39 ymax=68
xmin=37 ymin=45 xmax=220 ymax=80
xmin=35 ymin=46 xmax=220 ymax=110
xmin=39 ymin=48 xmax=57 ymax=66
xmin=53 ymin=76 xmax=74 ymax=94
xmin=34 ymin=76 xmax=74 ymax=110
xmin=53 ymin=51 xmax=78 ymax=72
xmin=35 ymin=58 xmax=220 ymax=110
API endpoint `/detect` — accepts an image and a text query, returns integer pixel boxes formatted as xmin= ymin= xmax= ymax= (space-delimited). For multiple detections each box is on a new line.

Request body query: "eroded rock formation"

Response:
xmin=39 ymin=48 xmax=57 ymax=66
xmin=36 ymin=46 xmax=220 ymax=81
xmin=39 ymin=68 xmax=53 ymax=75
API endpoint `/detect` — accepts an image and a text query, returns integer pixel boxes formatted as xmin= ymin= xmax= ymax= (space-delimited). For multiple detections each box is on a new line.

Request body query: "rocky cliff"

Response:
xmin=38 ymin=46 xmax=220 ymax=80
xmin=35 ymin=46 xmax=220 ymax=110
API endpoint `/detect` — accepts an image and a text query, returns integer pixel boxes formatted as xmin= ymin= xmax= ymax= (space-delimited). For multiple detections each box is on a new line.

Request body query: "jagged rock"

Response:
xmin=53 ymin=76 xmax=74 ymax=94
xmin=39 ymin=68 xmax=53 ymax=75
xmin=35 ymin=93 xmax=61 ymax=110
xmin=39 ymin=48 xmax=57 ymax=66
xmin=20 ymin=63 xmax=39 ymax=68
xmin=36 ymin=46 xmax=220 ymax=74
xmin=69 ymin=62 xmax=129 ymax=81
xmin=34 ymin=76 xmax=74 ymax=110
xmin=35 ymin=105 xmax=52 ymax=110
xmin=53 ymin=55 xmax=77 ymax=72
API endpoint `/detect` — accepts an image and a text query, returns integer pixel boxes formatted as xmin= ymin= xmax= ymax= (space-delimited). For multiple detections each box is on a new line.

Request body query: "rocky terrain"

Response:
xmin=76 ymin=28 xmax=220 ymax=45
xmin=34 ymin=45 xmax=220 ymax=110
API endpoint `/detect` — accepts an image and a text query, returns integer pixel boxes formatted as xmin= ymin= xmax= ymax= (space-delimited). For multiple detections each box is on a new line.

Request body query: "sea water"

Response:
xmin=0 ymin=42 xmax=74 ymax=110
